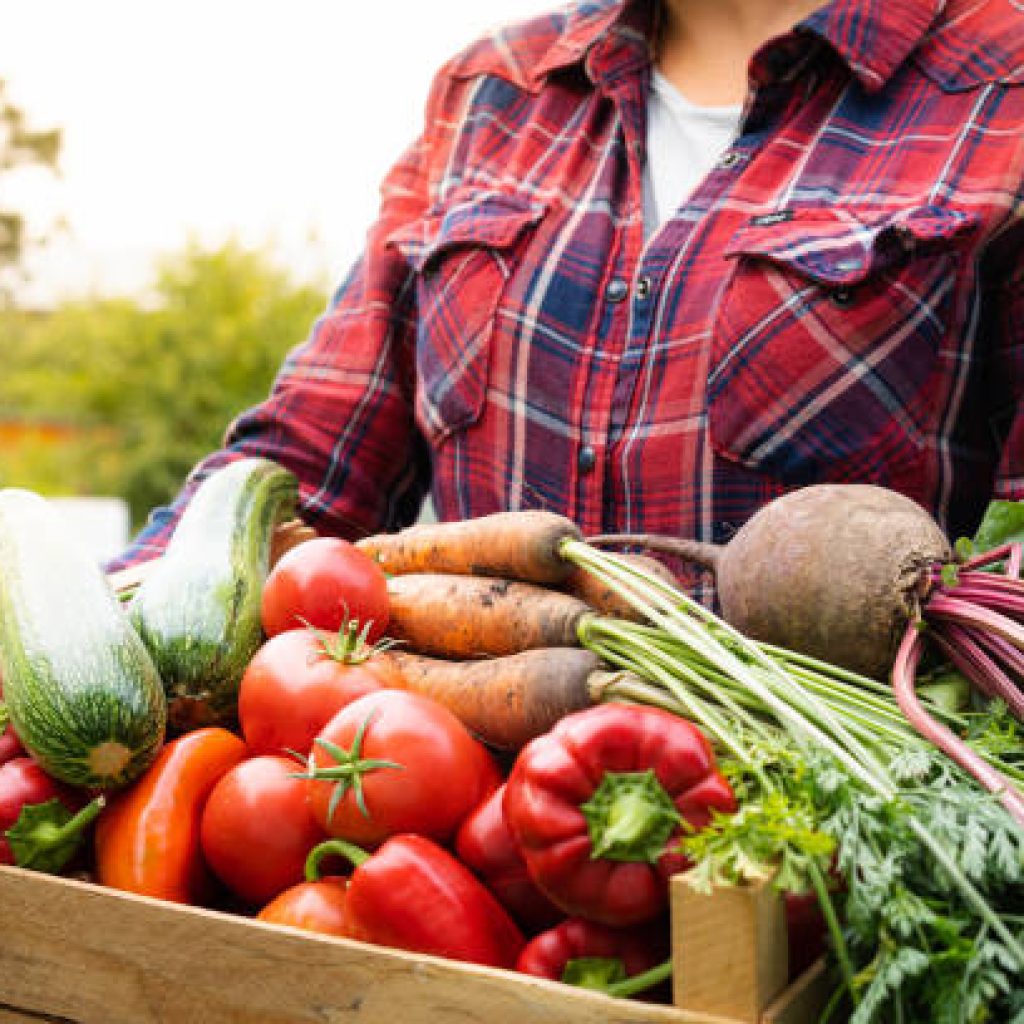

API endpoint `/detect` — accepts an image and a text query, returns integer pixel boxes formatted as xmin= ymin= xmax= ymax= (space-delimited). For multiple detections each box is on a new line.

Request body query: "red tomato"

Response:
xmin=200 ymin=755 xmax=327 ymax=906
xmin=261 ymin=537 xmax=390 ymax=642
xmin=306 ymin=690 xmax=501 ymax=847
xmin=239 ymin=629 xmax=389 ymax=757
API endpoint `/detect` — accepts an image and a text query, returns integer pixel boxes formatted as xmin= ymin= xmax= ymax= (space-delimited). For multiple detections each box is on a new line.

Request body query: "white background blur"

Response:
xmin=2 ymin=0 xmax=557 ymax=306
xmin=2 ymin=1 xmax=559 ymax=557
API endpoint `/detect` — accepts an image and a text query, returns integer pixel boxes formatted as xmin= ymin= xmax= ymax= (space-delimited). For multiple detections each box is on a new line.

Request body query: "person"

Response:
xmin=110 ymin=0 xmax=1024 ymax=586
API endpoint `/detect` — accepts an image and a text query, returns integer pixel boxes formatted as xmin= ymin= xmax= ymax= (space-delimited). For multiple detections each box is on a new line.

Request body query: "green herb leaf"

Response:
xmin=971 ymin=500 xmax=1024 ymax=554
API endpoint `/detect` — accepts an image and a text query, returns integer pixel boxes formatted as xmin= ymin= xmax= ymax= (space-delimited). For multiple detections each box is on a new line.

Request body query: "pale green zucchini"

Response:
xmin=129 ymin=457 xmax=298 ymax=727
xmin=0 ymin=488 xmax=167 ymax=788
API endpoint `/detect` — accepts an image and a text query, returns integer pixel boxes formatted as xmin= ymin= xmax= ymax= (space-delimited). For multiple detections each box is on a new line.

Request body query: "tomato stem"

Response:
xmin=303 ymin=616 xmax=400 ymax=665
xmin=298 ymin=711 xmax=403 ymax=822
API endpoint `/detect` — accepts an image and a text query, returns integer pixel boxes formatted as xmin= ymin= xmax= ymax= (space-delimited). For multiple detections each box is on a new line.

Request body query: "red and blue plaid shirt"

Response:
xmin=114 ymin=0 xmax=1024 ymax=584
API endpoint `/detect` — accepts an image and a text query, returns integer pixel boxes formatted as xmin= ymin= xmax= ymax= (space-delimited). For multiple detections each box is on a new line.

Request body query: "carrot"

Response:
xmin=388 ymin=647 xmax=608 ymax=749
xmin=385 ymin=573 xmax=592 ymax=658
xmin=355 ymin=510 xmax=582 ymax=584
xmin=564 ymin=552 xmax=679 ymax=621
xmin=270 ymin=517 xmax=318 ymax=565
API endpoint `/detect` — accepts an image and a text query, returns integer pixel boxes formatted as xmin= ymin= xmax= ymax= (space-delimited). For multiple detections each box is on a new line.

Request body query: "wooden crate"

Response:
xmin=0 ymin=863 xmax=830 ymax=1024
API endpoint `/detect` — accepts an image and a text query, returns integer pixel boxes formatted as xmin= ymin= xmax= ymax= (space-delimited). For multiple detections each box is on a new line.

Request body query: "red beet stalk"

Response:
xmin=892 ymin=625 xmax=1024 ymax=826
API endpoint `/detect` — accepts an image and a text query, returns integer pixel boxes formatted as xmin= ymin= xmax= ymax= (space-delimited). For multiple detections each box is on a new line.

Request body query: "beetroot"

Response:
xmin=593 ymin=484 xmax=951 ymax=680
xmin=588 ymin=484 xmax=1024 ymax=823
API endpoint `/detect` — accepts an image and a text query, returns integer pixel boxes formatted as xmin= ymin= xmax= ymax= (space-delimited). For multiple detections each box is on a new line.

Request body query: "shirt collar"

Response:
xmin=528 ymin=0 xmax=946 ymax=94
xmin=797 ymin=0 xmax=945 ymax=93
xmin=458 ymin=0 xmax=950 ymax=97
xmin=530 ymin=0 xmax=653 ymax=90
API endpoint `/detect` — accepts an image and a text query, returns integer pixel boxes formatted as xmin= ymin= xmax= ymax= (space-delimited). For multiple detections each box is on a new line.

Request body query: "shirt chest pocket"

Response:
xmin=708 ymin=206 xmax=977 ymax=487
xmin=388 ymin=191 xmax=545 ymax=444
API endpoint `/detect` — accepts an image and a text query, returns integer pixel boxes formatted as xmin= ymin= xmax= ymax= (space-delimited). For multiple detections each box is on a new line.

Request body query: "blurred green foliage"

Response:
xmin=0 ymin=241 xmax=328 ymax=527
xmin=1 ymin=78 xmax=62 ymax=296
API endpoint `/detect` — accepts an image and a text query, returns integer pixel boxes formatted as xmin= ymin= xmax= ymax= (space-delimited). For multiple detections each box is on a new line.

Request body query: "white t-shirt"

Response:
xmin=642 ymin=70 xmax=743 ymax=236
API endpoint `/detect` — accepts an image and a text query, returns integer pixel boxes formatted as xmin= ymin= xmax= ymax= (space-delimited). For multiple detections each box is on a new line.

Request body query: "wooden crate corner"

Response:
xmin=670 ymin=871 xmax=829 ymax=1024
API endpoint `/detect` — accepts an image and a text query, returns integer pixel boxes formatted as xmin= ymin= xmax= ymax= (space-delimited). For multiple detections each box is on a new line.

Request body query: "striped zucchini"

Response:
xmin=129 ymin=457 xmax=299 ymax=728
xmin=0 ymin=489 xmax=167 ymax=789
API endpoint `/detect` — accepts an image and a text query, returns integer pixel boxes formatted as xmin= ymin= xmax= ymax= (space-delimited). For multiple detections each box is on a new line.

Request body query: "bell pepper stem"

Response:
xmin=304 ymin=838 xmax=370 ymax=882
xmin=8 ymin=794 xmax=106 ymax=873
xmin=581 ymin=769 xmax=682 ymax=863
xmin=605 ymin=958 xmax=673 ymax=999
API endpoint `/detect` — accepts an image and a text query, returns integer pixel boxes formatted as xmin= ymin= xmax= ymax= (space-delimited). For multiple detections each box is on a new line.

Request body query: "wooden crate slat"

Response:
xmin=0 ymin=866 xmax=730 ymax=1024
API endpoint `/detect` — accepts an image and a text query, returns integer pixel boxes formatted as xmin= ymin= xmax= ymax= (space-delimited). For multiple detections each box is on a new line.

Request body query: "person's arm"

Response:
xmin=109 ymin=69 xmax=454 ymax=571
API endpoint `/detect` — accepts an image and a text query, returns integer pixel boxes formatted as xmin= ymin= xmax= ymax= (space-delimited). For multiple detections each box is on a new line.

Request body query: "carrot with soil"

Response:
xmin=388 ymin=647 xmax=613 ymax=749
xmin=385 ymin=573 xmax=592 ymax=658
xmin=356 ymin=510 xmax=582 ymax=584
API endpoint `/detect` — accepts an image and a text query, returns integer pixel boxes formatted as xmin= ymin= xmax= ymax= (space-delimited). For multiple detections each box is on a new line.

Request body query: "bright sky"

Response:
xmin=2 ymin=1 xmax=557 ymax=305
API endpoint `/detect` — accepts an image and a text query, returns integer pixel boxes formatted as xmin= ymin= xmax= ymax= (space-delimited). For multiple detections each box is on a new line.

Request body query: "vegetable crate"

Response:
xmin=0 ymin=863 xmax=829 ymax=1024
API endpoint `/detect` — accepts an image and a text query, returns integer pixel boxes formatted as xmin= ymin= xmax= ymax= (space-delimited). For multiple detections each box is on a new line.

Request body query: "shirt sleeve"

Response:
xmin=108 ymin=64 xmax=458 ymax=572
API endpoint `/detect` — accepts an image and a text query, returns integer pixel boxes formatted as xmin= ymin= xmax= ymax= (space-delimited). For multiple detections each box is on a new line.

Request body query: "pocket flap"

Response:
xmin=388 ymin=191 xmax=546 ymax=273
xmin=724 ymin=206 xmax=978 ymax=286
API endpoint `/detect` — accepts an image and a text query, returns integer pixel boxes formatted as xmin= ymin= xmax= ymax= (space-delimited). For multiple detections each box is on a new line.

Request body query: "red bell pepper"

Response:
xmin=325 ymin=834 xmax=526 ymax=968
xmin=0 ymin=756 xmax=103 ymax=873
xmin=455 ymin=783 xmax=563 ymax=934
xmin=517 ymin=916 xmax=671 ymax=1000
xmin=504 ymin=703 xmax=736 ymax=926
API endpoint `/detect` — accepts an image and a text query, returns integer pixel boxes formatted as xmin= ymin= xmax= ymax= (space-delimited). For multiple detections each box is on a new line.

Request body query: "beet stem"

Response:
xmin=959 ymin=543 xmax=1020 ymax=572
xmin=1009 ymin=544 xmax=1023 ymax=580
xmin=925 ymin=594 xmax=1024 ymax=654
xmin=583 ymin=533 xmax=723 ymax=573
xmin=892 ymin=625 xmax=1024 ymax=826
xmin=928 ymin=626 xmax=1004 ymax=702
xmin=929 ymin=583 xmax=1024 ymax=618
xmin=962 ymin=631 xmax=1024 ymax=720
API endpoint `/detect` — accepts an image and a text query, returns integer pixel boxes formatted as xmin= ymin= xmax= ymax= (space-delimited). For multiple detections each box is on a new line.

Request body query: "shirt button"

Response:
xmin=635 ymin=276 xmax=652 ymax=301
xmin=717 ymin=151 xmax=744 ymax=170
xmin=578 ymin=445 xmax=597 ymax=473
xmin=605 ymin=278 xmax=629 ymax=303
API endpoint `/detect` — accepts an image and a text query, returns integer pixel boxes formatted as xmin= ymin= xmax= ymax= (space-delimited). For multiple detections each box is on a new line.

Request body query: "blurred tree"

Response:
xmin=0 ymin=240 xmax=327 ymax=526
xmin=0 ymin=78 xmax=61 ymax=296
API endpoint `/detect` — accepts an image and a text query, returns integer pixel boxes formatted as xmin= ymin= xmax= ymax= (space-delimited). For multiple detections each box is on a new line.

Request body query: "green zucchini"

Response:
xmin=0 ymin=489 xmax=167 ymax=789
xmin=129 ymin=457 xmax=299 ymax=728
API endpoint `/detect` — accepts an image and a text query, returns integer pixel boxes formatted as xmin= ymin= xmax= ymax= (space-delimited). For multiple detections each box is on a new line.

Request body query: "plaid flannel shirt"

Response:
xmin=113 ymin=0 xmax=1024 ymax=584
